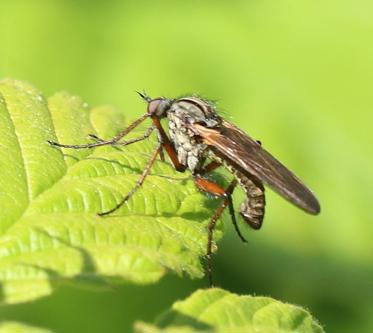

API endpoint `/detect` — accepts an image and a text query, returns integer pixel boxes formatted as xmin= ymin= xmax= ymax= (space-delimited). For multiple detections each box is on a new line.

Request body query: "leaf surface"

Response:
xmin=135 ymin=288 xmax=324 ymax=333
xmin=0 ymin=79 xmax=221 ymax=304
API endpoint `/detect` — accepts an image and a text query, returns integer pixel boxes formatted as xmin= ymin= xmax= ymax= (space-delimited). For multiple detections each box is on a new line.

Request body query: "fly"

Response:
xmin=48 ymin=93 xmax=320 ymax=286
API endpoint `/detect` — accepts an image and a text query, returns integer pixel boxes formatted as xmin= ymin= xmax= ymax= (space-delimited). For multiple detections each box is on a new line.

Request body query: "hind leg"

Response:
xmin=194 ymin=176 xmax=245 ymax=286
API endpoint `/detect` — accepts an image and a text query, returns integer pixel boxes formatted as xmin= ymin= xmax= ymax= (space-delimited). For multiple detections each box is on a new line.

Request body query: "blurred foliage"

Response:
xmin=0 ymin=321 xmax=53 ymax=333
xmin=0 ymin=0 xmax=372 ymax=332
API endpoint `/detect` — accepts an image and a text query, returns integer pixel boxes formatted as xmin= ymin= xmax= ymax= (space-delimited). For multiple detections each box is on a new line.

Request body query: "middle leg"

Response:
xmin=98 ymin=142 xmax=162 ymax=216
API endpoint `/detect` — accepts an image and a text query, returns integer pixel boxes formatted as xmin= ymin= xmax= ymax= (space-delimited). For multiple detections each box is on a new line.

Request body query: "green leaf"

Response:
xmin=0 ymin=322 xmax=53 ymax=333
xmin=134 ymin=288 xmax=324 ymax=333
xmin=0 ymin=79 xmax=222 ymax=304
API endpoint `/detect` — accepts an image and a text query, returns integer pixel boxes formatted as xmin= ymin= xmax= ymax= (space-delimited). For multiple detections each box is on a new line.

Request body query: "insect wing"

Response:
xmin=191 ymin=120 xmax=320 ymax=214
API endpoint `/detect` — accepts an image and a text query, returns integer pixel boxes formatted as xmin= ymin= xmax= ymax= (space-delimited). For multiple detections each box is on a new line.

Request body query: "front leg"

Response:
xmin=151 ymin=116 xmax=186 ymax=172
xmin=48 ymin=113 xmax=151 ymax=149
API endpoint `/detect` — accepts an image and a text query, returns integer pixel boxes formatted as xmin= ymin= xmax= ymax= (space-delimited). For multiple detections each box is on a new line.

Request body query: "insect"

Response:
xmin=48 ymin=93 xmax=320 ymax=286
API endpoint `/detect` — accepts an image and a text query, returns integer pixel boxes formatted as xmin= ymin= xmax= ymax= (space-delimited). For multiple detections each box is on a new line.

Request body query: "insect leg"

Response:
xmin=98 ymin=142 xmax=162 ymax=216
xmin=227 ymin=194 xmax=247 ymax=243
xmin=48 ymin=112 xmax=150 ymax=149
xmin=194 ymin=176 xmax=238 ymax=287
xmin=151 ymin=116 xmax=186 ymax=172
xmin=159 ymin=146 xmax=165 ymax=162
xmin=87 ymin=126 xmax=156 ymax=154
xmin=112 ymin=125 xmax=154 ymax=146
xmin=199 ymin=161 xmax=221 ymax=176
xmin=87 ymin=134 xmax=105 ymax=142
xmin=196 ymin=163 xmax=247 ymax=243
xmin=155 ymin=127 xmax=165 ymax=162
xmin=112 ymin=125 xmax=164 ymax=162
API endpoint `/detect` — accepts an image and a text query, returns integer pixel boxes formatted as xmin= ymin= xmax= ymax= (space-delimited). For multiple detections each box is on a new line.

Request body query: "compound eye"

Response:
xmin=148 ymin=99 xmax=162 ymax=114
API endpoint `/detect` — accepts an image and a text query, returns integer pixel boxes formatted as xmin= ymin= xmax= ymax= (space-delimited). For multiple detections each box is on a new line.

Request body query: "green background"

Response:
xmin=0 ymin=0 xmax=372 ymax=332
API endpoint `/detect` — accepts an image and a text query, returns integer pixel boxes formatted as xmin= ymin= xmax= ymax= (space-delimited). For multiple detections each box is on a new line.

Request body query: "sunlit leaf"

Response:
xmin=0 ymin=79 xmax=222 ymax=304
xmin=135 ymin=288 xmax=324 ymax=333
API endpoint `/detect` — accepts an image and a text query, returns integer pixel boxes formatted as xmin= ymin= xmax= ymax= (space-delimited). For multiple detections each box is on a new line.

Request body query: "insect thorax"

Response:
xmin=167 ymin=97 xmax=266 ymax=228
xmin=167 ymin=105 xmax=208 ymax=172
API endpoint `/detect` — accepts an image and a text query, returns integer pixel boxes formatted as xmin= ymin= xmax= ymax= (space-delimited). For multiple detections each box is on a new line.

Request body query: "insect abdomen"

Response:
xmin=236 ymin=172 xmax=265 ymax=230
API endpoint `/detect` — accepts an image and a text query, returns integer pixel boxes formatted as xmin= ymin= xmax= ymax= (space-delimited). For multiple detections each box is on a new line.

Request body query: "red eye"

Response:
xmin=148 ymin=99 xmax=162 ymax=114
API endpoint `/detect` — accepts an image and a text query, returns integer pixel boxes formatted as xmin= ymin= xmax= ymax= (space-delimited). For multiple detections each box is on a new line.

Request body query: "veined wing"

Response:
xmin=191 ymin=120 xmax=320 ymax=214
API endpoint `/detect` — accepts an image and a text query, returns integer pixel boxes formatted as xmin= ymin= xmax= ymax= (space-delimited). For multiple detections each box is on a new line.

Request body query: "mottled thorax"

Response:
xmin=167 ymin=98 xmax=213 ymax=172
